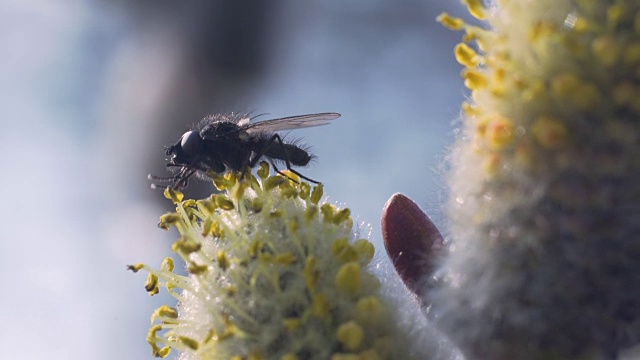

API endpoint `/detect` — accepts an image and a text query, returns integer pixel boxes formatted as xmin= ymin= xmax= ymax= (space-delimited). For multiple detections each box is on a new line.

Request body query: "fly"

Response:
xmin=148 ymin=112 xmax=341 ymax=190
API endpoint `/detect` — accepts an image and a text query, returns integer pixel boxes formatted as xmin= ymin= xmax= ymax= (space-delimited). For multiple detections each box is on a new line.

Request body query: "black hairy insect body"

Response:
xmin=149 ymin=112 xmax=341 ymax=190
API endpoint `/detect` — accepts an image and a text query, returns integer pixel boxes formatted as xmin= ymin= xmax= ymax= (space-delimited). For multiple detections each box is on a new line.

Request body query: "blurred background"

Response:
xmin=1 ymin=0 xmax=471 ymax=358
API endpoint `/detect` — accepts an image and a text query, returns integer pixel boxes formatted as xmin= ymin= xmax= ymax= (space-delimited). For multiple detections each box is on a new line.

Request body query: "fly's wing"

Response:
xmin=242 ymin=113 xmax=341 ymax=134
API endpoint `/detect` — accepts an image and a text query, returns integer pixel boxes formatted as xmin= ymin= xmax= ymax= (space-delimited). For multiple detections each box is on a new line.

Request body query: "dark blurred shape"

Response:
xmin=203 ymin=1 xmax=271 ymax=78
xmin=113 ymin=0 xmax=274 ymax=77
xmin=106 ymin=0 xmax=279 ymax=199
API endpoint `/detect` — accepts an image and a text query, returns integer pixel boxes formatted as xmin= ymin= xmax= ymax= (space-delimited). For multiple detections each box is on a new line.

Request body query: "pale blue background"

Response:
xmin=0 ymin=1 xmax=471 ymax=358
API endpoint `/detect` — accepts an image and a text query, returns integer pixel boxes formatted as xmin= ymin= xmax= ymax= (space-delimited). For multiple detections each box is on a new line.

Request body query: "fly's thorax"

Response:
xmin=200 ymin=121 xmax=242 ymax=140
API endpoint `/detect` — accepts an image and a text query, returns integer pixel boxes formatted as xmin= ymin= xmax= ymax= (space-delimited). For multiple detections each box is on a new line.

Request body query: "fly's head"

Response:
xmin=166 ymin=130 xmax=203 ymax=166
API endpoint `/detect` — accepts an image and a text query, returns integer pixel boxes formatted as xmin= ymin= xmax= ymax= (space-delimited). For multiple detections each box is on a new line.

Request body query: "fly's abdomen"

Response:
xmin=265 ymin=143 xmax=312 ymax=166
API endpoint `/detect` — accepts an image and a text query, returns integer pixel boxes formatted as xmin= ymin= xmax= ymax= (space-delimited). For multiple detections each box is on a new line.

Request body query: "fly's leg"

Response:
xmin=148 ymin=158 xmax=203 ymax=190
xmin=148 ymin=168 xmax=188 ymax=189
xmin=172 ymin=167 xmax=197 ymax=190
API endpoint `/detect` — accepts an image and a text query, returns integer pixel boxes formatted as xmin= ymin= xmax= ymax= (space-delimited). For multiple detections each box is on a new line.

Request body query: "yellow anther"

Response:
xmin=330 ymin=354 xmax=359 ymax=360
xmin=454 ymin=43 xmax=481 ymax=67
xmin=147 ymin=324 xmax=162 ymax=340
xmin=337 ymin=321 xmax=364 ymax=351
xmin=305 ymin=205 xmax=318 ymax=223
xmin=332 ymin=238 xmax=358 ymax=263
xmin=358 ymin=349 xmax=381 ymax=360
xmin=333 ymin=208 xmax=351 ymax=225
xmin=210 ymin=221 xmax=225 ymax=238
xmin=213 ymin=172 xmax=236 ymax=190
xmin=264 ymin=176 xmax=287 ymax=191
xmin=163 ymin=187 xmax=184 ymax=203
xmin=282 ymin=318 xmax=303 ymax=331
xmin=257 ymin=161 xmax=270 ymax=179
xmin=373 ymin=337 xmax=393 ymax=358
xmin=188 ymin=262 xmax=208 ymax=275
xmin=531 ymin=116 xmax=568 ymax=149
xmin=203 ymin=329 xmax=218 ymax=344
xmin=321 ymin=203 xmax=335 ymax=222
xmin=232 ymin=181 xmax=250 ymax=201
xmin=214 ymin=195 xmax=235 ymax=210
xmin=217 ymin=250 xmax=230 ymax=270
xmin=154 ymin=347 xmax=171 ymax=358
xmin=335 ymin=262 xmax=362 ymax=297
xmin=280 ymin=170 xmax=301 ymax=184
xmin=522 ymin=80 xmax=546 ymax=103
xmin=311 ymin=293 xmax=332 ymax=318
xmin=551 ymin=73 xmax=601 ymax=110
xmin=591 ymin=35 xmax=619 ymax=66
xmin=353 ymin=239 xmax=375 ymax=264
xmin=147 ymin=325 xmax=171 ymax=357
xmin=275 ymin=252 xmax=297 ymax=265
xmin=572 ymin=16 xmax=589 ymax=33
xmin=463 ymin=0 xmax=486 ymax=19
xmin=355 ymin=297 xmax=385 ymax=327
xmin=310 ymin=184 xmax=324 ymax=204
xmin=201 ymin=218 xmax=213 ymax=236
xmin=144 ymin=273 xmax=159 ymax=295
xmin=224 ymin=285 xmax=238 ymax=297
xmin=161 ymin=257 xmax=174 ymax=272
xmin=613 ymin=81 xmax=638 ymax=107
xmin=462 ymin=102 xmax=477 ymax=117
xmin=248 ymin=198 xmax=263 ymax=213
xmin=607 ymin=4 xmax=625 ymax=28
xmin=280 ymin=183 xmax=299 ymax=199
xmin=436 ymin=13 xmax=465 ymax=30
xmin=624 ymin=42 xmax=640 ymax=65
xmin=462 ymin=68 xmax=488 ymax=89
xmin=127 ymin=263 xmax=144 ymax=272
xmin=178 ymin=336 xmax=199 ymax=350
xmin=158 ymin=213 xmax=181 ymax=230
xmin=182 ymin=199 xmax=196 ymax=208
xmin=289 ymin=217 xmax=300 ymax=233
xmin=172 ymin=236 xmax=201 ymax=254
xmin=304 ymin=256 xmax=319 ymax=290
xmin=151 ymin=305 xmax=179 ymax=323
xmin=196 ymin=199 xmax=217 ymax=215
xmin=529 ymin=21 xmax=557 ymax=42
xmin=485 ymin=116 xmax=515 ymax=150
xmin=298 ymin=182 xmax=311 ymax=199
xmin=463 ymin=25 xmax=485 ymax=44
xmin=249 ymin=240 xmax=263 ymax=259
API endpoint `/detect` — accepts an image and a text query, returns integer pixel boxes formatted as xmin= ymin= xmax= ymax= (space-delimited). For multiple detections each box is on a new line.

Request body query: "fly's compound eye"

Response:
xmin=180 ymin=130 xmax=202 ymax=156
